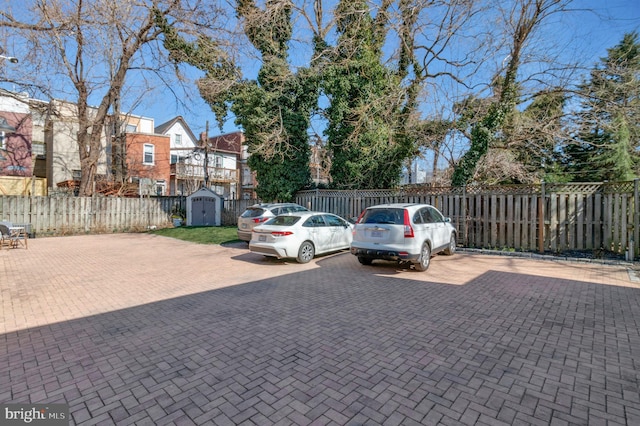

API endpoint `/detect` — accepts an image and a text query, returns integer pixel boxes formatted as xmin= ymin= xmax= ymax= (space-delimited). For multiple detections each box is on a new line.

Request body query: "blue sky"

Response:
xmin=135 ymin=0 xmax=640 ymax=138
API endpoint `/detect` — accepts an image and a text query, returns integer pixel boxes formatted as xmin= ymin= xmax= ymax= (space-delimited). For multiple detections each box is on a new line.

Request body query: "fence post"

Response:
xmin=462 ymin=184 xmax=467 ymax=246
xmin=538 ymin=180 xmax=545 ymax=253
xmin=313 ymin=187 xmax=319 ymax=211
xmin=633 ymin=178 xmax=639 ymax=260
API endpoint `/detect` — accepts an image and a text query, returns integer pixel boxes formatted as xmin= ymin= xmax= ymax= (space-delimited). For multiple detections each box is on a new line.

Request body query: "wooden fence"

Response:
xmin=222 ymin=198 xmax=259 ymax=225
xmin=295 ymin=181 xmax=640 ymax=259
xmin=0 ymin=195 xmax=254 ymax=236
xmin=1 ymin=181 xmax=638 ymax=259
xmin=0 ymin=195 xmax=183 ymax=236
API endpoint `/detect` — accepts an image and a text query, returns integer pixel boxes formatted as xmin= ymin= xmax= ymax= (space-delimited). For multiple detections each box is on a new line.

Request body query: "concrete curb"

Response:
xmin=457 ymin=247 xmax=636 ymax=267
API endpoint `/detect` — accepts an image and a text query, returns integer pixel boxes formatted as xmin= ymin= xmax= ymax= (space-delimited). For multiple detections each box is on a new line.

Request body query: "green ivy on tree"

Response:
xmin=156 ymin=1 xmax=315 ymax=201
xmin=230 ymin=1 xmax=317 ymax=201
xmin=320 ymin=0 xmax=414 ymax=190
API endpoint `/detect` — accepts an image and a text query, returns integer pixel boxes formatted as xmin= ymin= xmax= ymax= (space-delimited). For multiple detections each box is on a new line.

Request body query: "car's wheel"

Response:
xmin=358 ymin=256 xmax=373 ymax=265
xmin=414 ymin=242 xmax=431 ymax=271
xmin=297 ymin=241 xmax=315 ymax=263
xmin=444 ymin=233 xmax=456 ymax=255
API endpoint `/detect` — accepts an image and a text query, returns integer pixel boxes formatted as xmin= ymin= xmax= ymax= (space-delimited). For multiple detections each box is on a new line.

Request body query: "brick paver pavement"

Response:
xmin=1 ymin=233 xmax=639 ymax=425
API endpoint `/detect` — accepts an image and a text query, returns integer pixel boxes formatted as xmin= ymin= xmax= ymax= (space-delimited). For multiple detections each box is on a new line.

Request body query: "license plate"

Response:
xmin=371 ymin=230 xmax=383 ymax=238
xmin=259 ymin=235 xmax=266 ymax=242
xmin=241 ymin=223 xmax=247 ymax=229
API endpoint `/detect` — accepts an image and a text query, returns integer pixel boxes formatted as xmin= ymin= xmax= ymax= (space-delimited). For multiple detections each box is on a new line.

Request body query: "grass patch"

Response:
xmin=149 ymin=226 xmax=241 ymax=245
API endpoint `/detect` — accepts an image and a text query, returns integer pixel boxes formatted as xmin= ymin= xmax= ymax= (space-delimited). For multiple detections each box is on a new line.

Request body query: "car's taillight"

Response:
xmin=271 ymin=231 xmax=293 ymax=237
xmin=353 ymin=210 xmax=366 ymax=235
xmin=253 ymin=217 xmax=269 ymax=223
xmin=403 ymin=209 xmax=414 ymax=238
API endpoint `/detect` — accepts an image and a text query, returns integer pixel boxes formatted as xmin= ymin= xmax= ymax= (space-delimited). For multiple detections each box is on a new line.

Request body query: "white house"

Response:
xmin=155 ymin=118 xmax=242 ymax=199
xmin=154 ymin=116 xmax=204 ymax=196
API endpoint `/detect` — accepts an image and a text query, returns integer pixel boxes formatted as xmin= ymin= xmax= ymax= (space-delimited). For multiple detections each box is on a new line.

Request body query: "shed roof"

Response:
xmin=187 ymin=187 xmax=223 ymax=199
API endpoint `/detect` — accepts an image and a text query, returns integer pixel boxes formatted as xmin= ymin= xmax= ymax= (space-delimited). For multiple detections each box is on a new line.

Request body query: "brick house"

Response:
xmin=0 ymin=111 xmax=32 ymax=178
xmin=111 ymin=114 xmax=171 ymax=196
xmin=123 ymin=132 xmax=171 ymax=196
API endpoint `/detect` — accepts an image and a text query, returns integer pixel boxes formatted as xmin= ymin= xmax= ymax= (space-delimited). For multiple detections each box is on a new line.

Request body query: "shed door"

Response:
xmin=192 ymin=196 xmax=217 ymax=226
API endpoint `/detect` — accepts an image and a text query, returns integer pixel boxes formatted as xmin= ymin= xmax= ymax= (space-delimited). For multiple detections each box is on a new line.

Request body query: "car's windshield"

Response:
xmin=265 ymin=216 xmax=301 ymax=226
xmin=361 ymin=208 xmax=403 ymax=224
xmin=240 ymin=208 xmax=265 ymax=218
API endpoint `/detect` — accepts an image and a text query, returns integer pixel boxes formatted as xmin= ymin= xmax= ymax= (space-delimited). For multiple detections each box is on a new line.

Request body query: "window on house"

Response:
xmin=72 ymin=169 xmax=82 ymax=180
xmin=175 ymin=134 xmax=182 ymax=145
xmin=0 ymin=132 xmax=5 ymax=150
xmin=143 ymin=144 xmax=154 ymax=165
xmin=156 ymin=180 xmax=166 ymax=196
xmin=171 ymin=155 xmax=186 ymax=164
xmin=126 ymin=124 xmax=137 ymax=133
xmin=32 ymin=143 xmax=46 ymax=158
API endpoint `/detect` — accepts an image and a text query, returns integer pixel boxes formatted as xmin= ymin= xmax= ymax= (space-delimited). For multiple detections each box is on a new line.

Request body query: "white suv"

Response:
xmin=350 ymin=203 xmax=456 ymax=271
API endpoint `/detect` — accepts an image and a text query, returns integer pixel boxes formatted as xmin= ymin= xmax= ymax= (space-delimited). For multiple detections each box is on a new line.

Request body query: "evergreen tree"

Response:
xmin=565 ymin=32 xmax=640 ymax=182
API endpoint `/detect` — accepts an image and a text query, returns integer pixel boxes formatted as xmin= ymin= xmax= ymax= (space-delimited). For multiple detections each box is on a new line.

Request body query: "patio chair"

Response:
xmin=0 ymin=224 xmax=18 ymax=249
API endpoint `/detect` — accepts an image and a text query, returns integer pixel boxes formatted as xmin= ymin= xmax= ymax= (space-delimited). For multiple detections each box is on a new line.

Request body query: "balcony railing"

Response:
xmin=171 ymin=163 xmax=237 ymax=182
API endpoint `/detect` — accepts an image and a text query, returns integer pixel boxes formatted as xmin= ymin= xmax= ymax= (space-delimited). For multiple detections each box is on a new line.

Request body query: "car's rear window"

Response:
xmin=360 ymin=208 xmax=404 ymax=224
xmin=240 ymin=208 xmax=265 ymax=218
xmin=272 ymin=205 xmax=308 ymax=215
xmin=266 ymin=216 xmax=301 ymax=226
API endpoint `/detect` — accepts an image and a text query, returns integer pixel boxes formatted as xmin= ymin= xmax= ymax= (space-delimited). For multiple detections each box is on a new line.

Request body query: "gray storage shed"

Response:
xmin=186 ymin=187 xmax=223 ymax=226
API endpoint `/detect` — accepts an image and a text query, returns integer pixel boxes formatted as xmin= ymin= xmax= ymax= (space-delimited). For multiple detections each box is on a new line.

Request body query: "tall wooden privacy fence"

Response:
xmin=222 ymin=198 xmax=259 ymax=225
xmin=0 ymin=195 xmax=252 ymax=236
xmin=295 ymin=181 xmax=640 ymax=259
xmin=0 ymin=195 xmax=183 ymax=236
xmin=1 ymin=181 xmax=638 ymax=259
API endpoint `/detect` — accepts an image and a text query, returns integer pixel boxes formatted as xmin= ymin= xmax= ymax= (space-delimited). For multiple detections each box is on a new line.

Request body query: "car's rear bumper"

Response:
xmin=249 ymin=243 xmax=288 ymax=258
xmin=350 ymin=246 xmax=419 ymax=262
xmin=237 ymin=229 xmax=252 ymax=241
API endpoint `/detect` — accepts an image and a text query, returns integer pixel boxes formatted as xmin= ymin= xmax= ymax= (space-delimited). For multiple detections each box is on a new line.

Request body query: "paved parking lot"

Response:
xmin=1 ymin=233 xmax=639 ymax=425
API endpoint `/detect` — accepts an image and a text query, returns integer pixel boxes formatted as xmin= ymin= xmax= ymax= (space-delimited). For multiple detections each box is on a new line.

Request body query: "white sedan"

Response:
xmin=249 ymin=212 xmax=353 ymax=263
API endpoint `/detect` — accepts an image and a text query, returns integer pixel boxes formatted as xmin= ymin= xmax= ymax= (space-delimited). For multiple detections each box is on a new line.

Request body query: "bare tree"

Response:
xmin=0 ymin=0 xmax=233 ymax=195
xmin=451 ymin=0 xmax=578 ymax=185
